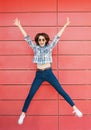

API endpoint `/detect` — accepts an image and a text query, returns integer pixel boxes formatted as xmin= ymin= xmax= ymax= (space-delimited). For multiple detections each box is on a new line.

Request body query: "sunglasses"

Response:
xmin=38 ymin=38 xmax=46 ymax=42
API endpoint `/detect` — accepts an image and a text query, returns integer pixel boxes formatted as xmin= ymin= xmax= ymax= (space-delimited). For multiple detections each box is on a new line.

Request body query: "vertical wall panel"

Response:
xmin=58 ymin=0 xmax=91 ymax=130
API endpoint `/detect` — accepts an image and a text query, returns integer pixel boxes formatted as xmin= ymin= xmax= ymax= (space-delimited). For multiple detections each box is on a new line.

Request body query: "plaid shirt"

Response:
xmin=24 ymin=35 xmax=60 ymax=64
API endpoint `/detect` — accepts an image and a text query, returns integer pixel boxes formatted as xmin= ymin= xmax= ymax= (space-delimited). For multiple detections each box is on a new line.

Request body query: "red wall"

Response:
xmin=0 ymin=0 xmax=91 ymax=129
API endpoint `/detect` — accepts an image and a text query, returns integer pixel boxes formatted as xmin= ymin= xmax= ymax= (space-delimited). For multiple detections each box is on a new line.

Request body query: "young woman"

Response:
xmin=14 ymin=17 xmax=83 ymax=125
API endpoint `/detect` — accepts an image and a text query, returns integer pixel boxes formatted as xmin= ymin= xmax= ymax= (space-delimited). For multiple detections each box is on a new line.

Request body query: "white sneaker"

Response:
xmin=73 ymin=109 xmax=83 ymax=117
xmin=18 ymin=113 xmax=25 ymax=125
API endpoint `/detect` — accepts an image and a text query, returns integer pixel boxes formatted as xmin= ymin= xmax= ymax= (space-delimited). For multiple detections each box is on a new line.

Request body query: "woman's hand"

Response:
xmin=66 ymin=17 xmax=70 ymax=26
xmin=14 ymin=18 xmax=21 ymax=27
xmin=57 ymin=17 xmax=70 ymax=37
xmin=13 ymin=18 xmax=27 ymax=37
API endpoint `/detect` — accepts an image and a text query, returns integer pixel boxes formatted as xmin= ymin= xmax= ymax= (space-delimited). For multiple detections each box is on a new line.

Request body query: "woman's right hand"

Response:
xmin=13 ymin=18 xmax=27 ymax=37
xmin=14 ymin=18 xmax=21 ymax=27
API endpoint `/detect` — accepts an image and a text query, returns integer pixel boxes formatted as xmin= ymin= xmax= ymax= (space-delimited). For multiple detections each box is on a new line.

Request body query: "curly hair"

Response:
xmin=34 ymin=33 xmax=50 ymax=46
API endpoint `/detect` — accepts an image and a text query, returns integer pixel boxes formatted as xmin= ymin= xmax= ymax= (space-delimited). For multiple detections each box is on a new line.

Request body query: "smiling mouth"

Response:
xmin=40 ymin=43 xmax=45 ymax=45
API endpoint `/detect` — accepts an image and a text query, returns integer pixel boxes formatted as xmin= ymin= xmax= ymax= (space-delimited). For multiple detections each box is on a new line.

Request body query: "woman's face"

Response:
xmin=38 ymin=35 xmax=47 ymax=47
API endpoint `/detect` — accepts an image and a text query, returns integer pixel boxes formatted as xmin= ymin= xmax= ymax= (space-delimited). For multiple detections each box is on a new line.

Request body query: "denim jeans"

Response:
xmin=22 ymin=68 xmax=75 ymax=112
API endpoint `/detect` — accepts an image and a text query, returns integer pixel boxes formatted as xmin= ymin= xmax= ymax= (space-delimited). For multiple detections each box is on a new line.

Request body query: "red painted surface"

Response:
xmin=0 ymin=0 xmax=91 ymax=130
xmin=0 ymin=116 xmax=58 ymax=130
xmin=0 ymin=0 xmax=57 ymax=12
xmin=58 ymin=0 xmax=91 ymax=11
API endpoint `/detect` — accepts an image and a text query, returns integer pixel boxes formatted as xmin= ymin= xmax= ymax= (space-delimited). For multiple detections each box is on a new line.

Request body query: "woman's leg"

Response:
xmin=45 ymin=69 xmax=83 ymax=117
xmin=45 ymin=69 xmax=74 ymax=106
xmin=18 ymin=71 xmax=44 ymax=125
xmin=22 ymin=76 xmax=44 ymax=112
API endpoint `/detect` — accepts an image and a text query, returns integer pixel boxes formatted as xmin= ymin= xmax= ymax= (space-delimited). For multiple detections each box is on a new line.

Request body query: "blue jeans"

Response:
xmin=22 ymin=68 xmax=75 ymax=112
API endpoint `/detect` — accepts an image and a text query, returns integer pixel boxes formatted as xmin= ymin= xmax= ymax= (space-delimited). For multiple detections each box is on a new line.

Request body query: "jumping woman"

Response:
xmin=14 ymin=17 xmax=83 ymax=125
